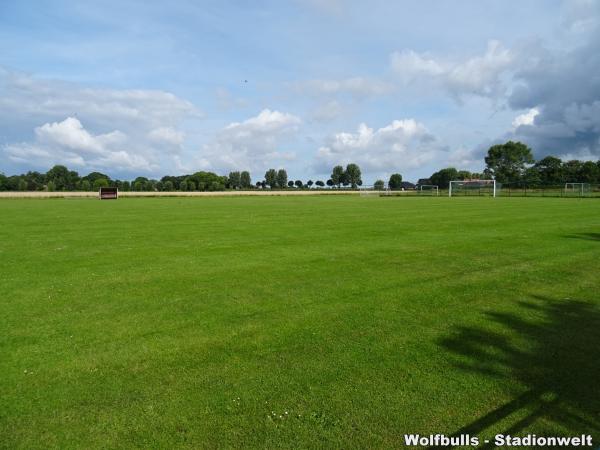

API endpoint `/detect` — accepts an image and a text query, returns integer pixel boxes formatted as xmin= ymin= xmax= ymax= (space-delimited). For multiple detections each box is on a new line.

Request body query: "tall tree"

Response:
xmin=374 ymin=179 xmax=385 ymax=190
xmin=456 ymin=170 xmax=472 ymax=180
xmin=579 ymin=161 xmax=599 ymax=183
xmin=276 ymin=169 xmax=288 ymax=188
xmin=93 ymin=178 xmax=109 ymax=190
xmin=133 ymin=177 xmax=150 ymax=191
xmin=523 ymin=167 xmax=542 ymax=184
xmin=430 ymin=168 xmax=458 ymax=189
xmin=388 ymin=173 xmax=403 ymax=190
xmin=240 ymin=171 xmax=251 ymax=188
xmin=484 ymin=141 xmax=534 ymax=183
xmin=0 ymin=173 xmax=7 ymax=191
xmin=265 ymin=169 xmax=277 ymax=188
xmin=83 ymin=171 xmax=111 ymax=185
xmin=81 ymin=179 xmax=91 ymax=191
xmin=331 ymin=165 xmax=345 ymax=187
xmin=188 ymin=171 xmax=227 ymax=191
xmin=46 ymin=165 xmax=79 ymax=191
xmin=563 ymin=160 xmax=584 ymax=182
xmin=533 ymin=156 xmax=563 ymax=184
xmin=228 ymin=171 xmax=241 ymax=189
xmin=344 ymin=163 xmax=362 ymax=188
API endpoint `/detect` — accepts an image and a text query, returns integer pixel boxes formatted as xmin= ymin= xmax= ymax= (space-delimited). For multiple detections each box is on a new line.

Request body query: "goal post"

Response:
xmin=449 ymin=180 xmax=497 ymax=197
xmin=564 ymin=182 xmax=590 ymax=197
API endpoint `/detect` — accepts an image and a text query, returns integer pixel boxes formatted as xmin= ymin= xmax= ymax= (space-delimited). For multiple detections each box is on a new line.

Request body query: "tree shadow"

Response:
xmin=564 ymin=232 xmax=600 ymax=241
xmin=433 ymin=296 xmax=600 ymax=448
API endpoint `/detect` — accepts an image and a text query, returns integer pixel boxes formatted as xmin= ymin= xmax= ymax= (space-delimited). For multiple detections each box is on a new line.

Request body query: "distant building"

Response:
xmin=401 ymin=181 xmax=416 ymax=190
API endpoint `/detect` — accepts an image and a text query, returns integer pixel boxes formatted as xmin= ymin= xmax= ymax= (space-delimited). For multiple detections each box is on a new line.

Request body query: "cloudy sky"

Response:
xmin=1 ymin=0 xmax=599 ymax=183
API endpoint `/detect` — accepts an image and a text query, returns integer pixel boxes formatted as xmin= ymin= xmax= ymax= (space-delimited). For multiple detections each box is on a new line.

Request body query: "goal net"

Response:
xmin=419 ymin=185 xmax=439 ymax=196
xmin=449 ymin=180 xmax=499 ymax=197
xmin=564 ymin=182 xmax=591 ymax=197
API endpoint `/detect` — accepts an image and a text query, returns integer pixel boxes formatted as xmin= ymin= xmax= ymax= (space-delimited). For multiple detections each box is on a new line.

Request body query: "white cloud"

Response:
xmin=148 ymin=127 xmax=185 ymax=147
xmin=291 ymin=77 xmax=393 ymax=123
xmin=500 ymin=12 xmax=600 ymax=159
xmin=391 ymin=40 xmax=514 ymax=100
xmin=561 ymin=0 xmax=600 ymax=33
xmin=0 ymin=68 xmax=200 ymax=176
xmin=512 ymin=108 xmax=539 ymax=129
xmin=0 ymin=69 xmax=199 ymax=131
xmin=314 ymin=119 xmax=446 ymax=173
xmin=197 ymin=109 xmax=301 ymax=172
xmin=391 ymin=50 xmax=444 ymax=81
xmin=444 ymin=146 xmax=485 ymax=170
xmin=5 ymin=117 xmax=157 ymax=172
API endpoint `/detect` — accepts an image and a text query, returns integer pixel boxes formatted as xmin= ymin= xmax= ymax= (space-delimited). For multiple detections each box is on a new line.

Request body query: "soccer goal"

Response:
xmin=449 ymin=180 xmax=498 ymax=197
xmin=419 ymin=185 xmax=439 ymax=196
xmin=564 ymin=182 xmax=591 ymax=197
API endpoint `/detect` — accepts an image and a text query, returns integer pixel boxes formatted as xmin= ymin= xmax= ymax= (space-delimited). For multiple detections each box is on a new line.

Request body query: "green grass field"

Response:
xmin=1 ymin=196 xmax=600 ymax=449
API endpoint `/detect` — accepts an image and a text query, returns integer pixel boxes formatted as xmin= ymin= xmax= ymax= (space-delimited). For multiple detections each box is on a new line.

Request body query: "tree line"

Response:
xmin=0 ymin=165 xmax=236 ymax=192
xmin=418 ymin=141 xmax=600 ymax=189
xmin=0 ymin=163 xmax=368 ymax=192
xmin=0 ymin=163 xmax=364 ymax=192
xmin=1 ymin=141 xmax=600 ymax=192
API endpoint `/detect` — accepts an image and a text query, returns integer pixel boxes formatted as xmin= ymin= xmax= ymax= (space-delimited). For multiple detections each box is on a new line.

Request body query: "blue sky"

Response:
xmin=1 ymin=0 xmax=599 ymax=183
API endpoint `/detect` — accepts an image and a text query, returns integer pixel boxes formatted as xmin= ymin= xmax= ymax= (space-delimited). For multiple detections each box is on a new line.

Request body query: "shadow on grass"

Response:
xmin=565 ymin=232 xmax=600 ymax=241
xmin=433 ymin=296 xmax=600 ymax=449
